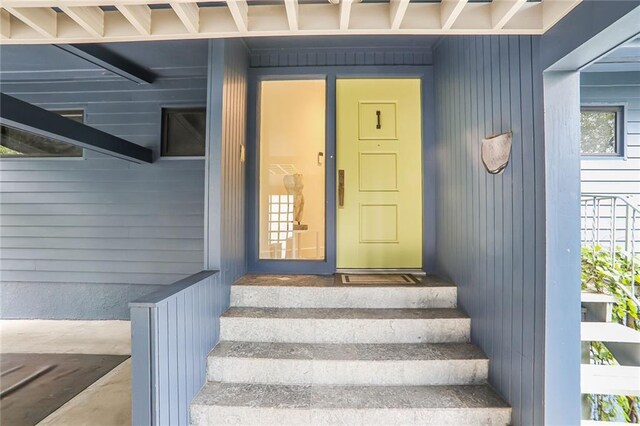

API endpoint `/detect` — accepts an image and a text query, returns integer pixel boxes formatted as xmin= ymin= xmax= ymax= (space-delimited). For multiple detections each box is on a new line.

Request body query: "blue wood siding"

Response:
xmin=130 ymin=271 xmax=218 ymax=426
xmin=0 ymin=61 xmax=207 ymax=319
xmin=249 ymin=46 xmax=432 ymax=68
xmin=580 ymin=71 xmax=640 ymax=199
xmin=434 ymin=36 xmax=546 ymax=426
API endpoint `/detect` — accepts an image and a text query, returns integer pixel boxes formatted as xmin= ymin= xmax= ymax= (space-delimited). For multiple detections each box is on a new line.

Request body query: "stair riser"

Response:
xmin=220 ymin=318 xmax=470 ymax=344
xmin=208 ymin=358 xmax=488 ymax=386
xmin=231 ymin=286 xmax=457 ymax=309
xmin=190 ymin=406 xmax=511 ymax=426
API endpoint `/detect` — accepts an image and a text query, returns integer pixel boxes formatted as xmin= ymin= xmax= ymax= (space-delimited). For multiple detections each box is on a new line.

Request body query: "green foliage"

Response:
xmin=581 ymin=246 xmax=639 ymax=326
xmin=582 ymin=246 xmax=640 ymax=423
xmin=581 ymin=110 xmax=617 ymax=155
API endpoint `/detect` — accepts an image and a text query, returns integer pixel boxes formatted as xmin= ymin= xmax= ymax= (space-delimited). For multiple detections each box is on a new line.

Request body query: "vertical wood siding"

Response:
xmin=220 ymin=39 xmax=249 ymax=287
xmin=580 ymin=72 xmax=640 ymax=199
xmin=434 ymin=36 xmax=546 ymax=426
xmin=130 ymin=271 xmax=218 ymax=426
xmin=129 ymin=39 xmax=249 ymax=426
xmin=0 ymin=68 xmax=207 ymax=319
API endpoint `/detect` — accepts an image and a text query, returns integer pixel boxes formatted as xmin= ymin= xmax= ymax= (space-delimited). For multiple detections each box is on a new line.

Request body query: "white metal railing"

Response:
xmin=581 ymin=193 xmax=640 ymax=301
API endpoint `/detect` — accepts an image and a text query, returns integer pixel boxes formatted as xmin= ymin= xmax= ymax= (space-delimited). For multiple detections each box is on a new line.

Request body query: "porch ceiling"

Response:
xmin=0 ymin=0 xmax=581 ymax=45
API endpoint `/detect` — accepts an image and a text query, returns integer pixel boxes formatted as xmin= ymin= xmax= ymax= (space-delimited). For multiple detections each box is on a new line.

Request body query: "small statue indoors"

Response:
xmin=283 ymin=173 xmax=308 ymax=230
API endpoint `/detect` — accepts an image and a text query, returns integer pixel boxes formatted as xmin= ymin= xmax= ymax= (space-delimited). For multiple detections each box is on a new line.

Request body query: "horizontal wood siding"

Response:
xmin=0 ymin=70 xmax=207 ymax=319
xmin=434 ymin=36 xmax=545 ymax=426
xmin=580 ymin=72 xmax=640 ymax=200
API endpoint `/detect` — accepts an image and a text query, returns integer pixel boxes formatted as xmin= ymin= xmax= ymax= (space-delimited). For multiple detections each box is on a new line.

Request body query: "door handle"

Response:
xmin=338 ymin=170 xmax=345 ymax=208
xmin=376 ymin=110 xmax=381 ymax=129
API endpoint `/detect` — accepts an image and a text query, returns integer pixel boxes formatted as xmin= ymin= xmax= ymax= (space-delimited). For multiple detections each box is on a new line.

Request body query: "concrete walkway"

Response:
xmin=0 ymin=320 xmax=131 ymax=426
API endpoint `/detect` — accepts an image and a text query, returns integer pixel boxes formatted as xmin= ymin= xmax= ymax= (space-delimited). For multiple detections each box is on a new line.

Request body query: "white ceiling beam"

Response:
xmin=225 ymin=0 xmax=248 ymax=33
xmin=4 ymin=6 xmax=56 ymax=38
xmin=340 ymin=0 xmax=353 ymax=31
xmin=440 ymin=0 xmax=468 ymax=30
xmin=491 ymin=0 xmax=527 ymax=30
xmin=283 ymin=0 xmax=298 ymax=31
xmin=116 ymin=4 xmax=151 ymax=35
xmin=0 ymin=9 xmax=10 ymax=39
xmin=389 ymin=0 xmax=410 ymax=30
xmin=59 ymin=6 xmax=104 ymax=37
xmin=170 ymin=2 xmax=198 ymax=34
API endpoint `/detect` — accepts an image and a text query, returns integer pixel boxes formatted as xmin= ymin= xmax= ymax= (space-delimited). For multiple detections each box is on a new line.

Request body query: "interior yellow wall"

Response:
xmin=259 ymin=80 xmax=326 ymax=259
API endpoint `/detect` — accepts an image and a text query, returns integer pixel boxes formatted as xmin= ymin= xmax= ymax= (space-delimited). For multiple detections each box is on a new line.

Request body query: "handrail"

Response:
xmin=581 ymin=193 xmax=640 ymax=216
xmin=581 ymin=192 xmax=639 ymax=305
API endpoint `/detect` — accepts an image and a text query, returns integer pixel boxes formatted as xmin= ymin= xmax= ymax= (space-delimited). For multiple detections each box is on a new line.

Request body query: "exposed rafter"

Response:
xmin=0 ymin=93 xmax=153 ymax=163
xmin=4 ymin=6 xmax=56 ymax=38
xmin=170 ymin=2 xmax=198 ymax=34
xmin=116 ymin=4 xmax=151 ymax=35
xmin=59 ymin=6 xmax=104 ymax=37
xmin=0 ymin=0 xmax=584 ymax=44
xmin=0 ymin=9 xmax=10 ymax=39
xmin=389 ymin=0 xmax=410 ymax=31
xmin=491 ymin=0 xmax=528 ymax=30
xmin=283 ymin=0 xmax=298 ymax=32
xmin=54 ymin=44 xmax=156 ymax=84
xmin=339 ymin=0 xmax=354 ymax=31
xmin=440 ymin=0 xmax=468 ymax=30
xmin=225 ymin=0 xmax=248 ymax=33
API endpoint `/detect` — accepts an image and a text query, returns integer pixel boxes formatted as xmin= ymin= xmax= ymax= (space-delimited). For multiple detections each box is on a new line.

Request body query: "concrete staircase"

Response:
xmin=191 ymin=275 xmax=511 ymax=425
xmin=581 ymin=290 xmax=640 ymax=420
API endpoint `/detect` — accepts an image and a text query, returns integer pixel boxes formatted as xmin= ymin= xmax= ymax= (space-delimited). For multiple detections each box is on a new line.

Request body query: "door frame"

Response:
xmin=246 ymin=65 xmax=435 ymax=274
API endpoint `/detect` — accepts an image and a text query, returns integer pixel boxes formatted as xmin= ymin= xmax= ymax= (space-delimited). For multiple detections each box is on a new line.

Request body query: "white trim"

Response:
xmin=0 ymin=0 xmax=583 ymax=44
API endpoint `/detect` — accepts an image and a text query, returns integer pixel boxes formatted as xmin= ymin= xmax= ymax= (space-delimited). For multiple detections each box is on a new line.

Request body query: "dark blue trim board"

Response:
xmin=246 ymin=65 xmax=436 ymax=274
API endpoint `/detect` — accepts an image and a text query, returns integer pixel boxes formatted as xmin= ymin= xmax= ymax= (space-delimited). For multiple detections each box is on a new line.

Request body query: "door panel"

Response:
xmin=336 ymin=79 xmax=422 ymax=269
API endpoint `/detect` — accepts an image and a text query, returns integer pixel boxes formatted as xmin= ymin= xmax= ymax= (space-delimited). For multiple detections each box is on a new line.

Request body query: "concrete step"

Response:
xmin=190 ymin=382 xmax=511 ymax=426
xmin=581 ymin=291 xmax=616 ymax=304
xmin=581 ymin=291 xmax=616 ymax=323
xmin=581 ymin=364 xmax=640 ymax=396
xmin=220 ymin=308 xmax=470 ymax=344
xmin=581 ymin=322 xmax=640 ymax=366
xmin=231 ymin=275 xmax=456 ymax=309
xmin=207 ymin=341 xmax=488 ymax=386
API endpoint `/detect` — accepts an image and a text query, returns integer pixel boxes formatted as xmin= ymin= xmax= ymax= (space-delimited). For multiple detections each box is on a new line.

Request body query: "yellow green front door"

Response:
xmin=336 ymin=79 xmax=423 ymax=269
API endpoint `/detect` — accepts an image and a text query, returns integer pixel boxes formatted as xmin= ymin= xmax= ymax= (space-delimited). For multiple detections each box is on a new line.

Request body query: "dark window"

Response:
xmin=161 ymin=108 xmax=206 ymax=157
xmin=0 ymin=110 xmax=84 ymax=158
xmin=580 ymin=106 xmax=624 ymax=156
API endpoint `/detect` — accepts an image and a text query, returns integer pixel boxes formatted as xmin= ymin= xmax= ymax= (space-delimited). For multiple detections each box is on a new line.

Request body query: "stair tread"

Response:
xmin=210 ymin=341 xmax=487 ymax=361
xmin=581 ymin=291 xmax=616 ymax=304
xmin=233 ymin=274 xmax=455 ymax=288
xmin=222 ymin=307 xmax=468 ymax=320
xmin=581 ymin=322 xmax=640 ymax=343
xmin=581 ymin=364 xmax=640 ymax=395
xmin=192 ymin=382 xmax=509 ymax=410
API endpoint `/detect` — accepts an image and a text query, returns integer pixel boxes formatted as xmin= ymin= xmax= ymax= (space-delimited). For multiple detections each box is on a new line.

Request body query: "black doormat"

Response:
xmin=0 ymin=353 xmax=129 ymax=426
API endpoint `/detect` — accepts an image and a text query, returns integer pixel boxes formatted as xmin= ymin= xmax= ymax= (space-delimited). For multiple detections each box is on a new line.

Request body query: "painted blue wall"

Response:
xmin=434 ymin=36 xmax=546 ymax=426
xmin=0 ymin=42 xmax=208 ymax=319
xmin=580 ymin=71 xmax=640 ymax=199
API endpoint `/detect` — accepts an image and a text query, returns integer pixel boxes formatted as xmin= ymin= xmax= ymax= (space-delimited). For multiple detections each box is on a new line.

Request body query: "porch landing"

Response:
xmin=231 ymin=274 xmax=458 ymax=309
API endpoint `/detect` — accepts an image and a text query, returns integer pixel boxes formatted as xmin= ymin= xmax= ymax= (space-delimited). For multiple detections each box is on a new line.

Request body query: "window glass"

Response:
xmin=258 ymin=80 xmax=326 ymax=260
xmin=0 ymin=110 xmax=84 ymax=158
xmin=581 ymin=107 xmax=621 ymax=156
xmin=161 ymin=108 xmax=206 ymax=157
